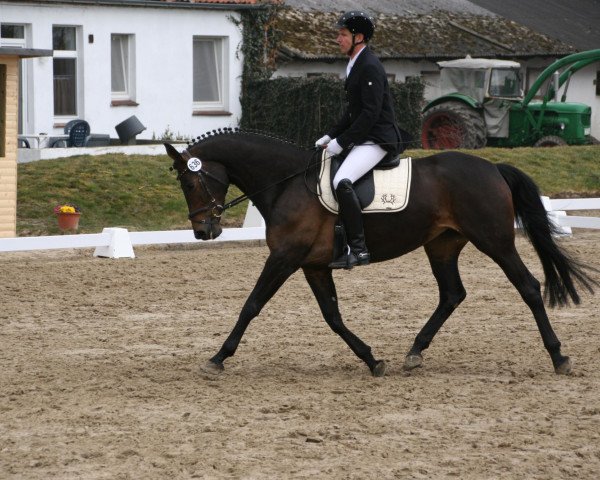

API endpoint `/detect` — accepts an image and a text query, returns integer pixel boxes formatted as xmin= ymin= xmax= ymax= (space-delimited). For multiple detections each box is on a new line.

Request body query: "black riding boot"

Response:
xmin=329 ymin=178 xmax=370 ymax=270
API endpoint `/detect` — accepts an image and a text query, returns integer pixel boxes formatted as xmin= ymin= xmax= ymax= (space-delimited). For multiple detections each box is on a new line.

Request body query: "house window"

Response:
xmin=111 ymin=34 xmax=136 ymax=102
xmin=193 ymin=37 xmax=228 ymax=113
xmin=53 ymin=26 xmax=78 ymax=117
xmin=1 ymin=24 xmax=25 ymax=47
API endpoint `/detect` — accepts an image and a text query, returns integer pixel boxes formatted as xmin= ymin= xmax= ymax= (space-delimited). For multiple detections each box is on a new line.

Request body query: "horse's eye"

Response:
xmin=183 ymin=182 xmax=195 ymax=192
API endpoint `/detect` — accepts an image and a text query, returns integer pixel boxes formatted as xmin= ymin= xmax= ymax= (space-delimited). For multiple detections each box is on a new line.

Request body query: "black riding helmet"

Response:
xmin=335 ymin=11 xmax=375 ymax=42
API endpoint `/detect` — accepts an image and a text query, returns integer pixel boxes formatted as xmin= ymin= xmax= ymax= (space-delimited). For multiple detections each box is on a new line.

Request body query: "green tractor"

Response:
xmin=421 ymin=49 xmax=600 ymax=149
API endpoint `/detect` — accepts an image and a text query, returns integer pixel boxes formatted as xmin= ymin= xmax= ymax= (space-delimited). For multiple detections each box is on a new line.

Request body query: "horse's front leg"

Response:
xmin=202 ymin=253 xmax=298 ymax=375
xmin=302 ymin=266 xmax=386 ymax=377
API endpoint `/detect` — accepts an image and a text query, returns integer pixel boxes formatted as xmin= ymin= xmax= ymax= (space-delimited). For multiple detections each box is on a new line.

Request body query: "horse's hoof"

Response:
xmin=554 ymin=357 xmax=572 ymax=375
xmin=371 ymin=360 xmax=387 ymax=377
xmin=199 ymin=360 xmax=224 ymax=376
xmin=403 ymin=353 xmax=423 ymax=370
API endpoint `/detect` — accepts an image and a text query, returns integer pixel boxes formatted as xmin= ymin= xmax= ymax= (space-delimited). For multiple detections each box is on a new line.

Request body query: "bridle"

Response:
xmin=182 ymin=169 xmax=226 ymax=224
xmin=171 ymin=152 xmax=230 ymax=225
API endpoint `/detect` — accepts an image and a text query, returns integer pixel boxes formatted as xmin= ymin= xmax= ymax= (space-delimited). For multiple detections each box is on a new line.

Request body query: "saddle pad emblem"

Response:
xmin=317 ymin=152 xmax=412 ymax=214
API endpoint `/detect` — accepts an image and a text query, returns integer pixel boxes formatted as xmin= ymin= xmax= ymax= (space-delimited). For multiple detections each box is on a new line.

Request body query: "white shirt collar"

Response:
xmin=346 ymin=46 xmax=366 ymax=77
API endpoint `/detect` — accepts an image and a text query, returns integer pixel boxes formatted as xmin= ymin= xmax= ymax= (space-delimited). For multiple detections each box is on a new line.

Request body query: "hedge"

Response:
xmin=240 ymin=75 xmax=425 ymax=148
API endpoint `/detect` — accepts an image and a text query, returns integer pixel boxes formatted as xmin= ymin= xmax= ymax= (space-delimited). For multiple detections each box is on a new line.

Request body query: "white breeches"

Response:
xmin=332 ymin=142 xmax=387 ymax=189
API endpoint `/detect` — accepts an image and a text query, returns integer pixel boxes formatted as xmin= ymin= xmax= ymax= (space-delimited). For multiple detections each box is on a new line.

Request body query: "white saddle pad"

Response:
xmin=317 ymin=152 xmax=412 ymax=214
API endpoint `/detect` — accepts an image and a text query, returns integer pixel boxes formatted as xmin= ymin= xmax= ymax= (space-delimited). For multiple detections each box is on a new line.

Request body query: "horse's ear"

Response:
xmin=163 ymin=143 xmax=183 ymax=162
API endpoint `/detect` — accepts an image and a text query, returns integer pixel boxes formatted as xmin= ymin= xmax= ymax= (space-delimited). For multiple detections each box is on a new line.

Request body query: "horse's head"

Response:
xmin=164 ymin=142 xmax=229 ymax=240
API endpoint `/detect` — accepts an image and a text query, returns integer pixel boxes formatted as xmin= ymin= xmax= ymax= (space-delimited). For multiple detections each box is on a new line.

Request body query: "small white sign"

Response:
xmin=187 ymin=157 xmax=202 ymax=172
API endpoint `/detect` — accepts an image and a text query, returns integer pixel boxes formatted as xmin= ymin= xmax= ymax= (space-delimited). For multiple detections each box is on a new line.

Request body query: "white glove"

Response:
xmin=326 ymin=138 xmax=343 ymax=155
xmin=315 ymin=135 xmax=331 ymax=148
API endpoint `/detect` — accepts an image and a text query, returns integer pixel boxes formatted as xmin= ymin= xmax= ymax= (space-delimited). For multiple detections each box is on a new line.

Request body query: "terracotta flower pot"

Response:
xmin=56 ymin=212 xmax=81 ymax=231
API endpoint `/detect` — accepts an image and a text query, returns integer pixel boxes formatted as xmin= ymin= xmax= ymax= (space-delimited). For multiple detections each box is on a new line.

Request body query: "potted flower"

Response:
xmin=54 ymin=203 xmax=81 ymax=231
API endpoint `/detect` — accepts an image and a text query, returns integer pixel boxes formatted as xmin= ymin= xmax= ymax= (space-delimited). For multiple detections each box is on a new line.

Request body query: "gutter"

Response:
xmin=7 ymin=0 xmax=268 ymax=10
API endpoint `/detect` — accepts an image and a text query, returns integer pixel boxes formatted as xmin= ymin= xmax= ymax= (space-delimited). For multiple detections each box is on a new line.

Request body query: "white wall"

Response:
xmin=1 ymin=1 xmax=245 ymax=140
xmin=556 ymin=63 xmax=600 ymax=140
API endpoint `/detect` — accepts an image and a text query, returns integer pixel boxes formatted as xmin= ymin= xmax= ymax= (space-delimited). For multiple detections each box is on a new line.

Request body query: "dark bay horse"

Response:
xmin=164 ymin=130 xmax=596 ymax=377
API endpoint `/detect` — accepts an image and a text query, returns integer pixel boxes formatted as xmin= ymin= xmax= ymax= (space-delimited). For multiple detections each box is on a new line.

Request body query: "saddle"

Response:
xmin=317 ymin=150 xmax=412 ymax=214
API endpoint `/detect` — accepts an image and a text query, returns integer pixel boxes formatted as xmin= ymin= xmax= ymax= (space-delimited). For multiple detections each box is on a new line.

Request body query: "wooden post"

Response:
xmin=0 ymin=58 xmax=18 ymax=238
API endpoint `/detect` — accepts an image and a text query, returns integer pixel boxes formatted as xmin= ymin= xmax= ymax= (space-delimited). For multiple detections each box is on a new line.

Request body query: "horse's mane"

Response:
xmin=186 ymin=127 xmax=300 ymax=150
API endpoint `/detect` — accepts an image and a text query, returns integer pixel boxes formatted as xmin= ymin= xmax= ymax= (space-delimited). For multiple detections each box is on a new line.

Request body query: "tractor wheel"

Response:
xmin=421 ymin=102 xmax=487 ymax=149
xmin=533 ymin=135 xmax=567 ymax=147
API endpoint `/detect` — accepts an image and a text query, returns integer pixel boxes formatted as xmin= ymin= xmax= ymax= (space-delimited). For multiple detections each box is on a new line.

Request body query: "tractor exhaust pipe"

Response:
xmin=552 ymin=72 xmax=560 ymax=101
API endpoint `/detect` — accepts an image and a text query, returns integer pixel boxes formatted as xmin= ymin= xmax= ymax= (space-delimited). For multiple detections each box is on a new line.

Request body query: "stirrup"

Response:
xmin=329 ymin=248 xmax=370 ymax=270
xmin=354 ymin=251 xmax=371 ymax=266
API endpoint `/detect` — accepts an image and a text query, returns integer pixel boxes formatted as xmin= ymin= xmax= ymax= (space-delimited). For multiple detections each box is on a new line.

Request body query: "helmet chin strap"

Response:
xmin=348 ymin=34 xmax=365 ymax=57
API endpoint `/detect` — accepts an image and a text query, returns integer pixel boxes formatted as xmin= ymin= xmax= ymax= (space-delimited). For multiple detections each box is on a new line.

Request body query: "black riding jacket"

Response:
xmin=327 ymin=46 xmax=402 ymax=155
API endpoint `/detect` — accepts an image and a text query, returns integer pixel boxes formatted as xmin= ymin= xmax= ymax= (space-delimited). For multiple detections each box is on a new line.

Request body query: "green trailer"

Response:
xmin=421 ymin=49 xmax=600 ymax=149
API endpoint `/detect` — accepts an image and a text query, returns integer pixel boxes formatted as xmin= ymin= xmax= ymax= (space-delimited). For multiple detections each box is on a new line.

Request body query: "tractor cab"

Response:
xmin=438 ymin=57 xmax=523 ymax=102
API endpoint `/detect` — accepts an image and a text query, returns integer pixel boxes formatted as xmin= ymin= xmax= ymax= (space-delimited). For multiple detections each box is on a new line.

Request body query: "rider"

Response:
xmin=316 ymin=11 xmax=403 ymax=270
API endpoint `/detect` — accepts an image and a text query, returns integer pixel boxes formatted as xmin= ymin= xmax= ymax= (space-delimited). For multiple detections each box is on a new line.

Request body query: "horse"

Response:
xmin=164 ymin=130 xmax=596 ymax=377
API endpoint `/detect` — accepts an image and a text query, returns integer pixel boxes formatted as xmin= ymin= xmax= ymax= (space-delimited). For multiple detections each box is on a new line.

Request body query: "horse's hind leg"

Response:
xmin=404 ymin=230 xmax=468 ymax=370
xmin=302 ymin=266 xmax=387 ymax=377
xmin=482 ymin=244 xmax=571 ymax=374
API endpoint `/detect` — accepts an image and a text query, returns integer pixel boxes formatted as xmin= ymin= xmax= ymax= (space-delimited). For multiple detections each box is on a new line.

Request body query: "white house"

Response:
xmin=0 ymin=0 xmax=265 ymax=143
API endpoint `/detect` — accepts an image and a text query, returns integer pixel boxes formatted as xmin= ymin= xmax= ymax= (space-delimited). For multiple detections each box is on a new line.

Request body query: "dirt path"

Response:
xmin=1 ymin=233 xmax=599 ymax=479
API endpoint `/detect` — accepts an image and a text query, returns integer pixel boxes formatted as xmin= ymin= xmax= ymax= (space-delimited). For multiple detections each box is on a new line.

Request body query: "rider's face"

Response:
xmin=336 ymin=28 xmax=364 ymax=56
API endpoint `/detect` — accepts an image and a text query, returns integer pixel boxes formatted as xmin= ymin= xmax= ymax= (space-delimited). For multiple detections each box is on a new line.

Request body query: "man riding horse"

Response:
xmin=315 ymin=11 xmax=404 ymax=270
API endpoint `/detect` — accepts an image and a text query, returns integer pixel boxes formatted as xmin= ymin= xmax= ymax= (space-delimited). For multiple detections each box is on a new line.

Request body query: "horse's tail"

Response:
xmin=496 ymin=163 xmax=597 ymax=307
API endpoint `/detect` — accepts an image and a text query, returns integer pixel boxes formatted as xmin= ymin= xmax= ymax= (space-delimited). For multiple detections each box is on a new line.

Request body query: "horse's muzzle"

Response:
xmin=194 ymin=224 xmax=223 ymax=240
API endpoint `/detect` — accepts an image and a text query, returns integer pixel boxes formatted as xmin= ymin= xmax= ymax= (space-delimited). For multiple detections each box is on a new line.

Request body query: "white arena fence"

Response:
xmin=0 ymin=198 xmax=598 ymax=259
xmin=541 ymin=197 xmax=600 ymax=234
